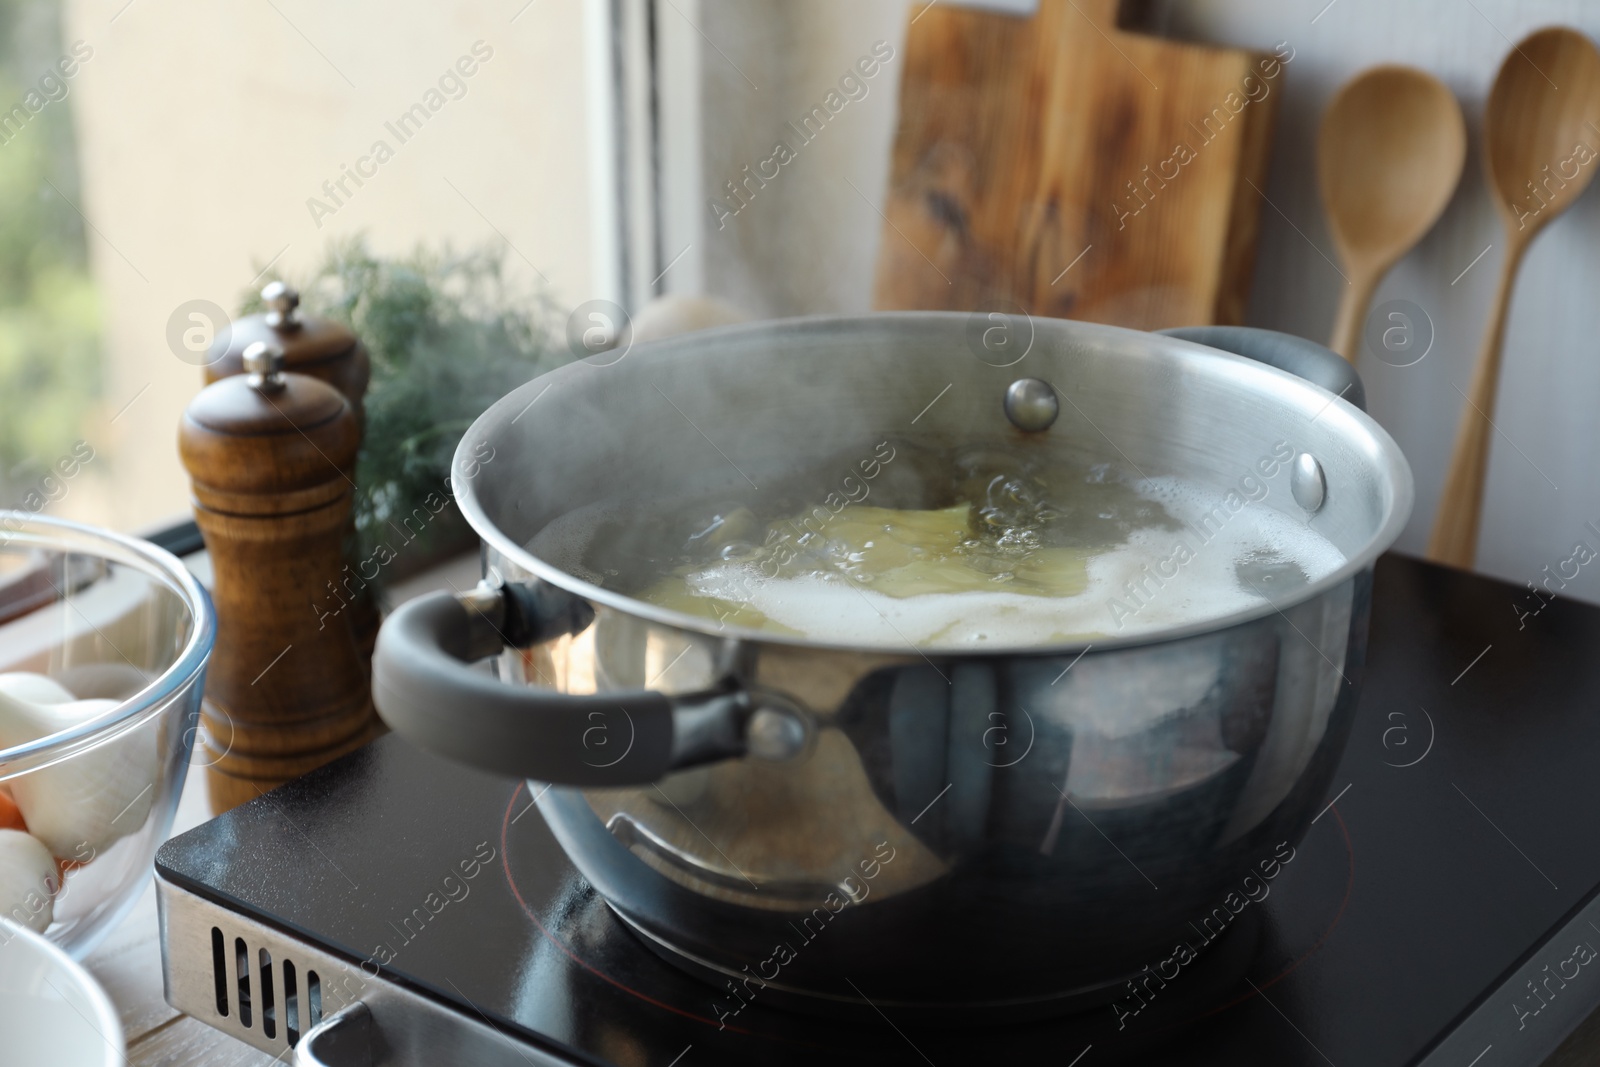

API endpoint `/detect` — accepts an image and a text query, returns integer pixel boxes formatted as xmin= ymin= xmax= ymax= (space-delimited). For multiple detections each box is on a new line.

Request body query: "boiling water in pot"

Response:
xmin=529 ymin=439 xmax=1346 ymax=647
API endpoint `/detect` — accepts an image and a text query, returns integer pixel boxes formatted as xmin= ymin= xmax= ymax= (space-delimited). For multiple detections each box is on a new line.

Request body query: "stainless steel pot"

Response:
xmin=372 ymin=315 xmax=1411 ymax=1021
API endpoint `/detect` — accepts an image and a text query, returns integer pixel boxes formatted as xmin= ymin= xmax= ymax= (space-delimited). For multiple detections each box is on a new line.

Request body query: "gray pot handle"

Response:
xmin=372 ymin=580 xmax=808 ymax=785
xmin=1159 ymin=326 xmax=1366 ymax=412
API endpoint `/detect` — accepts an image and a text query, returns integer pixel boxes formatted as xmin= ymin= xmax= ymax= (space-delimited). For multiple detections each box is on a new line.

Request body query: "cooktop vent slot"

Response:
xmin=284 ymin=959 xmax=300 ymax=1044
xmin=209 ymin=926 xmax=228 ymax=1017
xmin=234 ymin=936 xmax=251 ymax=1028
xmin=259 ymin=947 xmax=276 ymax=1039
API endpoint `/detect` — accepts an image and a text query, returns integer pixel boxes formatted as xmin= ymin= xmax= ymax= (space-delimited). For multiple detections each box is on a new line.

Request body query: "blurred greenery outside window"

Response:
xmin=0 ymin=0 xmax=100 ymax=508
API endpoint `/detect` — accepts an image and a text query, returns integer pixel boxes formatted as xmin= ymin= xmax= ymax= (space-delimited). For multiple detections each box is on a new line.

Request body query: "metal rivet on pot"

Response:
xmin=746 ymin=704 xmax=808 ymax=762
xmin=1004 ymin=378 xmax=1059 ymax=432
xmin=1291 ymin=452 xmax=1326 ymax=513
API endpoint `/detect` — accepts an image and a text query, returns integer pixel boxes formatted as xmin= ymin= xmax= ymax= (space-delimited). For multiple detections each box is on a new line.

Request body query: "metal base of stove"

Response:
xmin=156 ymin=872 xmax=576 ymax=1066
xmin=159 ymin=851 xmax=1262 ymax=1066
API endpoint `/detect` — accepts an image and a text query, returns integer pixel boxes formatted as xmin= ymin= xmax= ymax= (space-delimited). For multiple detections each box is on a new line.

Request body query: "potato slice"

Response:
xmin=638 ymin=574 xmax=804 ymax=637
xmin=813 ymin=507 xmax=1091 ymax=599
xmin=640 ymin=501 xmax=1099 ymax=629
xmin=815 ymin=504 xmax=973 ymax=573
xmin=1010 ymin=546 xmax=1092 ymax=597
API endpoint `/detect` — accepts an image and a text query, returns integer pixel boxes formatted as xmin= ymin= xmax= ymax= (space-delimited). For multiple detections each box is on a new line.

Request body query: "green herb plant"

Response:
xmin=244 ymin=237 xmax=570 ymax=587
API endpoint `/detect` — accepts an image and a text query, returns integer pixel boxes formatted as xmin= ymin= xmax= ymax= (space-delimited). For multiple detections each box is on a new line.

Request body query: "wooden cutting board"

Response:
xmin=873 ymin=0 xmax=1284 ymax=329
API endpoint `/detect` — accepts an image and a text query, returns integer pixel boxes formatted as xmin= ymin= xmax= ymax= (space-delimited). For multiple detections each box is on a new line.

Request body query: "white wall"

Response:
xmin=686 ymin=0 xmax=1600 ymax=604
xmin=691 ymin=0 xmax=905 ymax=317
xmin=63 ymin=0 xmax=601 ymax=531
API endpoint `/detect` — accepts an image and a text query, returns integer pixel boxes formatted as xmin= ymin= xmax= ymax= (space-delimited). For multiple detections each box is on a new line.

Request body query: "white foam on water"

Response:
xmin=531 ymin=473 xmax=1349 ymax=648
xmin=675 ymin=478 xmax=1342 ymax=646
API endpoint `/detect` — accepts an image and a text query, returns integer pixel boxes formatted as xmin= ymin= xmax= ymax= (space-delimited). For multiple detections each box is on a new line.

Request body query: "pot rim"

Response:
xmin=454 ymin=313 xmax=1415 ymax=657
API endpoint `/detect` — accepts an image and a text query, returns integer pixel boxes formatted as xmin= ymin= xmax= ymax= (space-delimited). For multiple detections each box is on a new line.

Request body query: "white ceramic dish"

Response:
xmin=0 ymin=917 xmax=124 ymax=1065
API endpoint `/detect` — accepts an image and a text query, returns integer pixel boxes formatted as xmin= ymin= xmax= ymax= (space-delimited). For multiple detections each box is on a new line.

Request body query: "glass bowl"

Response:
xmin=0 ymin=513 xmax=213 ymax=959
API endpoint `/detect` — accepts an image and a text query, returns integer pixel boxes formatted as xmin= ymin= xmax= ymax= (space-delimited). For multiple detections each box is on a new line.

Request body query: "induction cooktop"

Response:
xmin=155 ymin=554 xmax=1600 ymax=1065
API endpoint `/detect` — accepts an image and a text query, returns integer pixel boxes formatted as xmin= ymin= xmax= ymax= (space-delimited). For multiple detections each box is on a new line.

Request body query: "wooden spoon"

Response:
xmin=1428 ymin=28 xmax=1600 ymax=568
xmin=1319 ymin=65 xmax=1466 ymax=362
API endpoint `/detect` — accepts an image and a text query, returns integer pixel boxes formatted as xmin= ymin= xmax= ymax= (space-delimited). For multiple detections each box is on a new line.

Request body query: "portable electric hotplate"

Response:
xmin=157 ymin=555 xmax=1600 ymax=1066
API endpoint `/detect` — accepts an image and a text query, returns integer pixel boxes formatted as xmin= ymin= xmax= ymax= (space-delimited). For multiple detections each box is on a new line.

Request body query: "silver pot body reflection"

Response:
xmin=372 ymin=315 xmax=1412 ymax=1018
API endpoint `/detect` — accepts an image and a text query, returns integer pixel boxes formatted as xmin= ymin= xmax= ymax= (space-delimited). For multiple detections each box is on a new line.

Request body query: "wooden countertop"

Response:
xmin=84 ymin=757 xmax=276 ymax=1066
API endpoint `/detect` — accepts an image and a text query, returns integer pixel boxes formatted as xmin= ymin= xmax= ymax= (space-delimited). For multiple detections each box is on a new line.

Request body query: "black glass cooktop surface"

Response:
xmin=158 ymin=554 xmax=1600 ymax=1065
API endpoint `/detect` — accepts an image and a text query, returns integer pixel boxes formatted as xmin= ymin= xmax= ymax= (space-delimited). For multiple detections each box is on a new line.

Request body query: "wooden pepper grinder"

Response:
xmin=205 ymin=282 xmax=379 ymax=663
xmin=206 ymin=282 xmax=371 ymax=414
xmin=180 ymin=341 xmax=381 ymax=813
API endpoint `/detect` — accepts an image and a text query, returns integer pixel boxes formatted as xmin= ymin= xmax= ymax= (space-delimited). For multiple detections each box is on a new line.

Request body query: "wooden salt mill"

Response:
xmin=205 ymin=281 xmax=379 ymax=662
xmin=180 ymin=341 xmax=381 ymax=813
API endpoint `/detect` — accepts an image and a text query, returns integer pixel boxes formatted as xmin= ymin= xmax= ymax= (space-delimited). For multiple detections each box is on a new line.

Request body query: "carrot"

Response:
xmin=0 ymin=789 xmax=25 ymax=832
